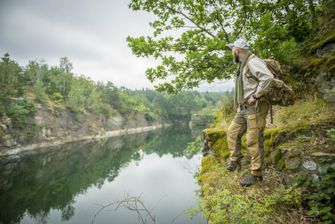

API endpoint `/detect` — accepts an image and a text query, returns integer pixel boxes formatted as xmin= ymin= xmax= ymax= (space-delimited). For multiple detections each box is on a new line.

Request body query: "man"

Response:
xmin=227 ymin=38 xmax=274 ymax=187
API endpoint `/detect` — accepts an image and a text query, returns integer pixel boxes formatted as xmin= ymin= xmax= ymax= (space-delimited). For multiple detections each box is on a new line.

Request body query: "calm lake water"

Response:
xmin=0 ymin=127 xmax=206 ymax=224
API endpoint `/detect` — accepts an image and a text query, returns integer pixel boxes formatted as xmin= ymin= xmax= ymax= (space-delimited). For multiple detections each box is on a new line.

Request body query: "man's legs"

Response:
xmin=227 ymin=112 xmax=247 ymax=170
xmin=240 ymin=102 xmax=269 ymax=186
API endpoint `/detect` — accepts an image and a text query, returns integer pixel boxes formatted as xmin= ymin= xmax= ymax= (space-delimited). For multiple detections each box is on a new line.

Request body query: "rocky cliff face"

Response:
xmin=0 ymin=102 xmax=158 ymax=153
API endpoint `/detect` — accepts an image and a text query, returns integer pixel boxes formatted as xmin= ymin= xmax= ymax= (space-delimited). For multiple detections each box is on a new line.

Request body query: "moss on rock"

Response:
xmin=310 ymin=32 xmax=335 ymax=52
xmin=203 ymin=128 xmax=225 ymax=142
xmin=203 ymin=128 xmax=229 ymax=162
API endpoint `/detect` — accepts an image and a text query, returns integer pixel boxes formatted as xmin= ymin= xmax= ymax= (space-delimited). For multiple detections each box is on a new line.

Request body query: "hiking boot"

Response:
xmin=240 ymin=174 xmax=263 ymax=187
xmin=202 ymin=149 xmax=212 ymax=157
xmin=226 ymin=160 xmax=241 ymax=172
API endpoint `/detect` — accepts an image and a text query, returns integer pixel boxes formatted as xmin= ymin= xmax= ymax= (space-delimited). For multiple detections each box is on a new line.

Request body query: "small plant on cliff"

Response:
xmin=326 ymin=128 xmax=335 ymax=139
xmin=295 ymin=162 xmax=335 ymax=223
xmin=51 ymin=92 xmax=64 ymax=104
xmin=6 ymin=98 xmax=35 ymax=129
xmin=183 ymin=136 xmax=203 ymax=158
xmin=196 ymin=156 xmax=302 ymax=224
xmin=33 ymin=79 xmax=47 ymax=102
xmin=199 ymin=182 xmax=301 ymax=223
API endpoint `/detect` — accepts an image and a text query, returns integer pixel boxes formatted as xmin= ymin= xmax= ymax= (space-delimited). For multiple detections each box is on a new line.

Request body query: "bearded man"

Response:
xmin=226 ymin=38 xmax=274 ymax=187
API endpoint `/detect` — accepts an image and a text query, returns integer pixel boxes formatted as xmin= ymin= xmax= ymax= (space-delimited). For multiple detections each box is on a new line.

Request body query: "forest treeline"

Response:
xmin=0 ymin=53 xmax=229 ymax=131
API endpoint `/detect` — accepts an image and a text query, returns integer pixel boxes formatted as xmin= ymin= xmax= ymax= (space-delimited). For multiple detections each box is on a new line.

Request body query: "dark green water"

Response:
xmin=0 ymin=127 xmax=206 ymax=224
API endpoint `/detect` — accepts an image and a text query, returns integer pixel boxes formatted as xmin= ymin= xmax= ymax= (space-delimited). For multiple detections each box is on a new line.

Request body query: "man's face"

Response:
xmin=232 ymin=47 xmax=240 ymax=64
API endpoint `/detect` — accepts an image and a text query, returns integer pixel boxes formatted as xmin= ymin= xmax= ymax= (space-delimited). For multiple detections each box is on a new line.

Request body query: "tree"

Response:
xmin=33 ymin=79 xmax=47 ymax=101
xmin=6 ymin=98 xmax=35 ymax=129
xmin=0 ymin=53 xmax=22 ymax=98
xmin=66 ymin=79 xmax=86 ymax=112
xmin=46 ymin=67 xmax=72 ymax=97
xmin=99 ymin=82 xmax=122 ymax=110
xmin=59 ymin=57 xmax=73 ymax=73
xmin=127 ymin=0 xmax=317 ymax=93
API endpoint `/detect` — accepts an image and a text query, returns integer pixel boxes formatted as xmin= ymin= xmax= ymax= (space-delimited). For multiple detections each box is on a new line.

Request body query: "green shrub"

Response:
xmin=6 ymin=98 xmax=35 ymax=129
xmin=33 ymin=79 xmax=47 ymax=101
xmin=326 ymin=128 xmax=335 ymax=139
xmin=66 ymin=89 xmax=85 ymax=113
xmin=144 ymin=111 xmax=156 ymax=123
xmin=0 ymin=127 xmax=5 ymax=140
xmin=197 ymin=158 xmax=302 ymax=224
xmin=51 ymin=92 xmax=64 ymax=104
xmin=183 ymin=136 xmax=202 ymax=158
xmin=192 ymin=106 xmax=217 ymax=127
xmin=200 ymin=185 xmax=301 ymax=224
xmin=296 ymin=163 xmax=335 ymax=223
xmin=99 ymin=104 xmax=118 ymax=119
xmin=0 ymin=103 xmax=4 ymax=116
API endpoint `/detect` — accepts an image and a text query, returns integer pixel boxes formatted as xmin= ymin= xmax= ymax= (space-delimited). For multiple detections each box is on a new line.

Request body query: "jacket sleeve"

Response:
xmin=248 ymin=58 xmax=274 ymax=95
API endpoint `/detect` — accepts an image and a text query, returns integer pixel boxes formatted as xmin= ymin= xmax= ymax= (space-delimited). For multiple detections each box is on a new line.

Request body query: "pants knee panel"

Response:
xmin=228 ymin=122 xmax=242 ymax=138
xmin=246 ymin=129 xmax=259 ymax=147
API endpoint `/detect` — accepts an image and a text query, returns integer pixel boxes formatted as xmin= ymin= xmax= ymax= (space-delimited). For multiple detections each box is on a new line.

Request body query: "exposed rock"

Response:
xmin=106 ymin=116 xmax=123 ymax=129
xmin=311 ymin=174 xmax=319 ymax=182
xmin=0 ymin=123 xmax=7 ymax=131
xmin=35 ymin=103 xmax=42 ymax=109
xmin=123 ymin=113 xmax=150 ymax=129
xmin=4 ymin=116 xmax=12 ymax=129
xmin=6 ymin=154 xmax=21 ymax=162
xmin=318 ymin=165 xmax=329 ymax=174
xmin=202 ymin=128 xmax=228 ymax=161
xmin=47 ymin=128 xmax=51 ymax=137
xmin=281 ymin=146 xmax=303 ymax=170
xmin=42 ymin=127 xmax=47 ymax=139
xmin=312 ymin=152 xmax=335 ymax=157
xmin=0 ymin=124 xmax=165 ymax=156
xmin=3 ymin=135 xmax=17 ymax=148
xmin=270 ymin=149 xmax=282 ymax=165
xmin=303 ymin=160 xmax=317 ymax=171
xmin=285 ymin=157 xmax=301 ymax=170
xmin=284 ymin=147 xmax=302 ymax=158
xmin=1 ymin=99 xmax=160 ymax=154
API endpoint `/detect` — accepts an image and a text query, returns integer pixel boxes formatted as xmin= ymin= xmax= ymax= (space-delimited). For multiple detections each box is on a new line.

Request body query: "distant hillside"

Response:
xmin=0 ymin=56 xmax=224 ymax=153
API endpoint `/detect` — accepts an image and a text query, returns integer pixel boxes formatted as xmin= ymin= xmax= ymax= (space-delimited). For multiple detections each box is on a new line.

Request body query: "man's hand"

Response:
xmin=246 ymin=95 xmax=257 ymax=105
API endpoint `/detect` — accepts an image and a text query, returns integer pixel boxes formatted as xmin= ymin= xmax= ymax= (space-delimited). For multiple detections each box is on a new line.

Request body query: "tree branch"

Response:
xmin=212 ymin=2 xmax=230 ymax=43
xmin=91 ymin=202 xmax=116 ymax=224
xmin=157 ymin=0 xmax=216 ymax=38
xmin=215 ymin=10 xmax=230 ymax=43
xmin=91 ymin=194 xmax=159 ymax=224
xmin=235 ymin=0 xmax=249 ymax=37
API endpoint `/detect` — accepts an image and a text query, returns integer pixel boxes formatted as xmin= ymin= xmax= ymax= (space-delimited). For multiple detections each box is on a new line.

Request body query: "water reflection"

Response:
xmin=0 ymin=127 xmax=205 ymax=224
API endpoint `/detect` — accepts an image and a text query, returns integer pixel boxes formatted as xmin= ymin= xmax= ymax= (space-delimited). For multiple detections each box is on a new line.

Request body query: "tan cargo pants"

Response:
xmin=227 ymin=101 xmax=269 ymax=176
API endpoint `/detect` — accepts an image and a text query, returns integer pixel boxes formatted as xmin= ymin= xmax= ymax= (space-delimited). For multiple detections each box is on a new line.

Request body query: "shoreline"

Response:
xmin=0 ymin=124 xmax=167 ymax=157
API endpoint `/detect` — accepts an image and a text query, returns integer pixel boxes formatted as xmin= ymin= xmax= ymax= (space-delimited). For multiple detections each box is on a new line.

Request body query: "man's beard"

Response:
xmin=233 ymin=53 xmax=240 ymax=64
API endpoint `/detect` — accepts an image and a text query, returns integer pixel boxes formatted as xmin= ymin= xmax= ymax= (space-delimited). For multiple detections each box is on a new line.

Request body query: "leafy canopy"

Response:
xmin=127 ymin=0 xmax=317 ymax=93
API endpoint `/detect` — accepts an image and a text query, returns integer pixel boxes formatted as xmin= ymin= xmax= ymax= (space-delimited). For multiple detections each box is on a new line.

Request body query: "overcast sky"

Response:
xmin=0 ymin=0 xmax=233 ymax=91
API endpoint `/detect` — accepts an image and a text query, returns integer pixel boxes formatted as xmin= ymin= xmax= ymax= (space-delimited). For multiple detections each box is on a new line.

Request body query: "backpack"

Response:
xmin=246 ymin=58 xmax=296 ymax=107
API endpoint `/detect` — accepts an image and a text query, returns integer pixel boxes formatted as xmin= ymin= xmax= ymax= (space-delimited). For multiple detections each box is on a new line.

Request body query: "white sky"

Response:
xmin=0 ymin=0 xmax=233 ymax=91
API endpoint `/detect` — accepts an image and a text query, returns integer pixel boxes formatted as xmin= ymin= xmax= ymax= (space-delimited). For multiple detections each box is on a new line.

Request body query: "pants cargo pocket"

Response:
xmin=247 ymin=114 xmax=257 ymax=129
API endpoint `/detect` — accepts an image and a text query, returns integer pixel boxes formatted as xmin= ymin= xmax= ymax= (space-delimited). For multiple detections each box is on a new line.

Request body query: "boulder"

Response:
xmin=285 ymin=157 xmax=301 ymax=170
xmin=303 ymin=160 xmax=317 ymax=171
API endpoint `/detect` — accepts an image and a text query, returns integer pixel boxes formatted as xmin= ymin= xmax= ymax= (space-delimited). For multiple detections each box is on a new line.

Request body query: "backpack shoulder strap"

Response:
xmin=244 ymin=55 xmax=259 ymax=82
